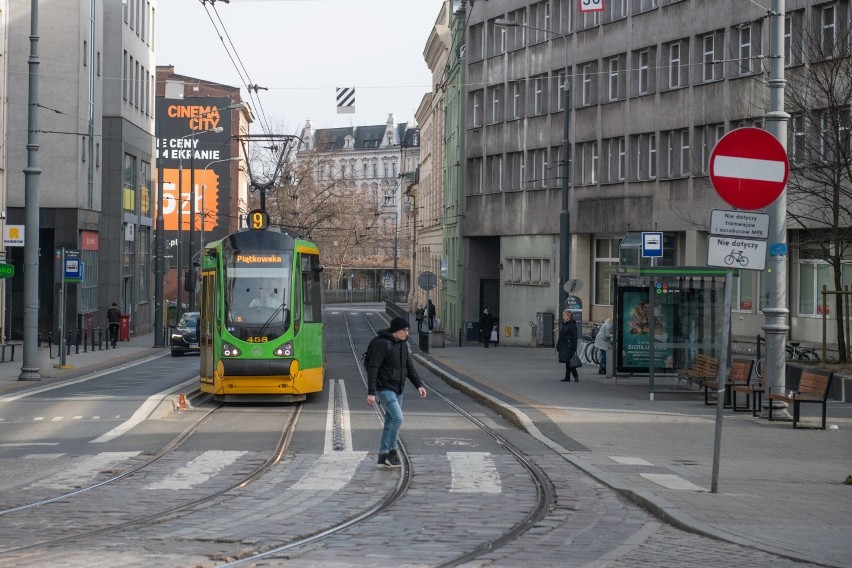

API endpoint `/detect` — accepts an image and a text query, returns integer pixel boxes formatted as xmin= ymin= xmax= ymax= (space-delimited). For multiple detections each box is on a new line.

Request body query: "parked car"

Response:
xmin=170 ymin=311 xmax=200 ymax=356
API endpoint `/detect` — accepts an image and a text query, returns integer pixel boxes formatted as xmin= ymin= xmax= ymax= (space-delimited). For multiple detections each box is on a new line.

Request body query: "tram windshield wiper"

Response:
xmin=257 ymin=301 xmax=288 ymax=337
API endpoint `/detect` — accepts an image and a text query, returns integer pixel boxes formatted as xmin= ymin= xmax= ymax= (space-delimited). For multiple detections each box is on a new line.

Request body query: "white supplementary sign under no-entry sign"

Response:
xmin=707 ymin=236 xmax=767 ymax=271
xmin=710 ymin=209 xmax=770 ymax=239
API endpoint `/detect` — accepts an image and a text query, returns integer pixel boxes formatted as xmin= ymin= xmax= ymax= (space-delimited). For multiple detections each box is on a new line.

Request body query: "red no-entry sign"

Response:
xmin=709 ymin=127 xmax=789 ymax=210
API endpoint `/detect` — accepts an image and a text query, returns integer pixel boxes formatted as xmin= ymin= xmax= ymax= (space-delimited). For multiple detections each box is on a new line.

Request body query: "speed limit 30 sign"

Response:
xmin=579 ymin=0 xmax=604 ymax=13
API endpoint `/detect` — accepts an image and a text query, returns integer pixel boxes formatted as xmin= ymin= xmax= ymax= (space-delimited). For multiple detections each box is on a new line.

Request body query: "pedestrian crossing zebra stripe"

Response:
xmin=336 ymin=87 xmax=355 ymax=114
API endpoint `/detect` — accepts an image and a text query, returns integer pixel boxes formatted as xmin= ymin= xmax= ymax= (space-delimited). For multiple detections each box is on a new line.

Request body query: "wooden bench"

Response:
xmin=0 ymin=342 xmax=20 ymax=363
xmin=676 ymin=353 xmax=719 ymax=388
xmin=732 ymin=372 xmax=765 ymax=416
xmin=703 ymin=358 xmax=754 ymax=407
xmin=768 ymin=369 xmax=834 ymax=429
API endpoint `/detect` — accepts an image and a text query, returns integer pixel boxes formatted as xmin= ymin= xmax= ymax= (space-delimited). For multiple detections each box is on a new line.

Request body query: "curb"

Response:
xmin=414 ymin=352 xmax=840 ymax=568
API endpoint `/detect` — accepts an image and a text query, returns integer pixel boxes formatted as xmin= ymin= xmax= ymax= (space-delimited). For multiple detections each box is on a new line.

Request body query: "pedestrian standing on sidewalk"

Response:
xmin=365 ymin=317 xmax=427 ymax=468
xmin=426 ymin=299 xmax=436 ymax=331
xmin=557 ymin=309 xmax=579 ymax=382
xmin=107 ymin=303 xmax=121 ymax=348
xmin=595 ymin=318 xmax=613 ymax=375
xmin=479 ymin=308 xmax=494 ymax=348
xmin=415 ymin=304 xmax=425 ymax=332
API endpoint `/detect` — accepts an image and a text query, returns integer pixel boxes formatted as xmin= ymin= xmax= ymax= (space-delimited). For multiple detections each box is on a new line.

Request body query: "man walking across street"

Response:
xmin=365 ymin=317 xmax=427 ymax=468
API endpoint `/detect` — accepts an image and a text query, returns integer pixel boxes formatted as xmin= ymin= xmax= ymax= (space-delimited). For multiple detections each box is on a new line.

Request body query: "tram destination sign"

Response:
xmin=710 ymin=209 xmax=769 ymax=239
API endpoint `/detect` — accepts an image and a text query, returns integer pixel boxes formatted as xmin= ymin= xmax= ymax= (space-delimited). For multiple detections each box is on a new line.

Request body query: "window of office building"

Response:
xmin=510 ymin=80 xmax=525 ymax=119
xmin=140 ymin=161 xmax=151 ymax=217
xmin=554 ymin=68 xmax=570 ymax=111
xmin=528 ymin=148 xmax=548 ymax=189
xmin=733 ymin=268 xmax=757 ymax=312
xmin=661 ymin=129 xmax=689 ymax=178
xmin=633 ymin=48 xmax=655 ymax=95
xmin=630 ymin=133 xmax=657 ymax=181
xmin=531 ymin=75 xmax=547 ymax=115
xmin=603 ymin=137 xmax=626 ymax=183
xmin=820 ymin=3 xmax=837 ymax=57
xmin=734 ymin=22 xmax=761 ymax=76
xmin=785 ymin=10 xmax=804 ymax=67
xmin=633 ymin=0 xmax=659 ymax=14
xmin=665 ymin=39 xmax=688 ymax=89
xmin=487 ymin=154 xmax=503 ymax=192
xmin=488 ymin=85 xmax=502 ymax=124
xmin=700 ymin=30 xmax=724 ymax=83
xmin=470 ymin=90 xmax=483 ymax=127
xmin=698 ymin=123 xmax=725 ymax=174
xmin=789 ymin=113 xmax=806 ymax=166
xmin=488 ymin=17 xmax=507 ymax=57
xmin=606 ymin=55 xmax=625 ymax=101
xmin=594 ymin=238 xmax=620 ymax=305
xmin=506 ymin=258 xmax=551 ymax=285
xmin=123 ymin=153 xmax=137 ymax=213
xmin=605 ymin=0 xmax=628 ymax=23
xmin=580 ymin=62 xmax=597 ymax=106
xmin=507 ymin=152 xmax=525 ymax=191
xmin=576 ymin=141 xmax=599 ymax=186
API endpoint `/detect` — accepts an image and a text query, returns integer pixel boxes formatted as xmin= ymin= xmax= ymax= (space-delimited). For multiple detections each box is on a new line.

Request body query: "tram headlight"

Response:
xmin=274 ymin=342 xmax=293 ymax=357
xmin=222 ymin=342 xmax=241 ymax=357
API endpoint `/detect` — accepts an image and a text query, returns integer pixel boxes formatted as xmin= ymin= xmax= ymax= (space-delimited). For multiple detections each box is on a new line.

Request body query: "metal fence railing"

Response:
xmin=323 ymin=288 xmax=408 ymax=305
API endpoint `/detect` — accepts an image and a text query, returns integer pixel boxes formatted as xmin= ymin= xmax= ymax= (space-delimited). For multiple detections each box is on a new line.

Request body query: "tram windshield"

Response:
xmin=223 ymin=252 xmax=293 ymax=340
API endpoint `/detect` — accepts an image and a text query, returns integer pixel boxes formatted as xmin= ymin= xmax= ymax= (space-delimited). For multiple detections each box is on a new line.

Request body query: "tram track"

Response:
xmin=223 ymin=310 xmax=555 ymax=568
xmin=0 ymin=402 xmax=300 ymax=561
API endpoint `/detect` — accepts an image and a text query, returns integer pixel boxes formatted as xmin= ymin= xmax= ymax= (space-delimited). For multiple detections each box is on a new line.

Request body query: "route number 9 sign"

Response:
xmin=248 ymin=209 xmax=269 ymax=231
xmin=579 ymin=0 xmax=604 ymax=13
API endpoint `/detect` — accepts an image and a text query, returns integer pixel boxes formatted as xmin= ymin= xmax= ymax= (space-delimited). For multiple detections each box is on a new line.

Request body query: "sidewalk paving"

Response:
xmin=417 ymin=336 xmax=852 ymax=568
xmin=2 ymin=323 xmax=850 ymax=567
xmin=0 ymin=333 xmax=165 ymax=396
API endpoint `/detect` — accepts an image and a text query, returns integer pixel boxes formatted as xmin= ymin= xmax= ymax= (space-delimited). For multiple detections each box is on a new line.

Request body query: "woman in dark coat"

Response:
xmin=479 ymin=308 xmax=494 ymax=348
xmin=556 ymin=309 xmax=579 ymax=382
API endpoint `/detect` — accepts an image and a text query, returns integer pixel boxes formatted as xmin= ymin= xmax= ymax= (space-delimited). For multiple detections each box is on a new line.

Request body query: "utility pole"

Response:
xmin=762 ymin=0 xmax=791 ymax=418
xmin=20 ymin=0 xmax=41 ymax=380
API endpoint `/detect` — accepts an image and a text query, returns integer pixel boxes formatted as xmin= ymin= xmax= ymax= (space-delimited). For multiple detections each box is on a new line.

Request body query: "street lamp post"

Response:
xmin=176 ymin=126 xmax=222 ymax=318
xmin=496 ymin=19 xmax=571 ymax=312
xmin=199 ymin=156 xmax=243 ymax=254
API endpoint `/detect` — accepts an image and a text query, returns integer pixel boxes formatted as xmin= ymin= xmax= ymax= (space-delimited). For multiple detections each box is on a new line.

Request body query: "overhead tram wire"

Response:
xmin=200 ymin=0 xmax=277 ymax=138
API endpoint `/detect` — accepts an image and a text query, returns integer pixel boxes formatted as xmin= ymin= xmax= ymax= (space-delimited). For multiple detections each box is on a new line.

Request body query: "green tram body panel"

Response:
xmin=199 ymin=227 xmax=324 ymax=401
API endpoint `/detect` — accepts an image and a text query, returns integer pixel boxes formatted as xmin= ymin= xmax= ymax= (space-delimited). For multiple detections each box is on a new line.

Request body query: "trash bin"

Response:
xmin=119 ymin=314 xmax=130 ymax=341
xmin=418 ymin=331 xmax=429 ymax=354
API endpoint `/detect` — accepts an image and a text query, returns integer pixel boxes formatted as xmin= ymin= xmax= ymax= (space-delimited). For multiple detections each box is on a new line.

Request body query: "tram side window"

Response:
xmin=302 ymin=254 xmax=322 ymax=323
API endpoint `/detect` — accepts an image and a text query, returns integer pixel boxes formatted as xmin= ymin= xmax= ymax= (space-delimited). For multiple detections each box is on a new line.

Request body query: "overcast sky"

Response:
xmin=156 ymin=0 xmax=445 ymax=134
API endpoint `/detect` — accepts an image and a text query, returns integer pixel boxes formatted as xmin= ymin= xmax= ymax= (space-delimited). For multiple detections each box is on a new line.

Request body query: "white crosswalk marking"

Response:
xmin=448 ymin=452 xmax=501 ymax=494
xmin=145 ymin=451 xmax=246 ymax=491
xmin=32 ymin=451 xmax=141 ymax=489
xmin=290 ymin=452 xmax=367 ymax=491
xmin=640 ymin=473 xmax=707 ymax=492
xmin=609 ymin=456 xmax=654 ymax=466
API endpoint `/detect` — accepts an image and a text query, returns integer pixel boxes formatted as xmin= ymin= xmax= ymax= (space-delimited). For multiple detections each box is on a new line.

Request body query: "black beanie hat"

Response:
xmin=389 ymin=317 xmax=410 ymax=333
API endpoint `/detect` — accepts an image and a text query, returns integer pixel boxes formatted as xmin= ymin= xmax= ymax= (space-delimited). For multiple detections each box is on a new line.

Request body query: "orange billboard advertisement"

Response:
xmin=160 ymin=168 xmax=220 ymax=232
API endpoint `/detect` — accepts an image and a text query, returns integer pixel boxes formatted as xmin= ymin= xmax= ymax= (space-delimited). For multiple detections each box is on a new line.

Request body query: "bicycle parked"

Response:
xmin=755 ymin=341 xmax=820 ymax=378
xmin=579 ymin=321 xmax=602 ymax=365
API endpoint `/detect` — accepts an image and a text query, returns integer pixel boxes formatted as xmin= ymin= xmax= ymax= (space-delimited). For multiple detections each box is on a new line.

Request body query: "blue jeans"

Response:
xmin=599 ymin=348 xmax=607 ymax=371
xmin=376 ymin=390 xmax=404 ymax=454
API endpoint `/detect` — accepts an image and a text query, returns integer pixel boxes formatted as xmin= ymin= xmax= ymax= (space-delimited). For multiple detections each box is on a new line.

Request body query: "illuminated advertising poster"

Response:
xmin=617 ymin=287 xmax=675 ymax=372
xmin=155 ymin=96 xmax=233 ymax=252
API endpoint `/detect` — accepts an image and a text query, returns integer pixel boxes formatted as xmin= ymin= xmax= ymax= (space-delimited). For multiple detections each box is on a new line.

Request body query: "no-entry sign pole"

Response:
xmin=763 ymin=1 xmax=791 ymax=420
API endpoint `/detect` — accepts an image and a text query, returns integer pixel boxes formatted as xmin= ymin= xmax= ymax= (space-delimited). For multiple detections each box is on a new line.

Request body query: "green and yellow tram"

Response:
xmin=199 ymin=210 xmax=324 ymax=401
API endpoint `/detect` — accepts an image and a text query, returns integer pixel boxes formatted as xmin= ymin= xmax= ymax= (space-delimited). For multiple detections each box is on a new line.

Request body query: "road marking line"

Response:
xmin=640 ymin=473 xmax=706 ymax=492
xmin=290 ymin=452 xmax=367 ymax=491
xmin=145 ymin=450 xmax=246 ymax=491
xmin=88 ymin=378 xmax=197 ymax=443
xmin=448 ymin=452 xmax=501 ymax=494
xmin=32 ymin=451 xmax=141 ymax=489
xmin=609 ymin=456 xmax=654 ymax=466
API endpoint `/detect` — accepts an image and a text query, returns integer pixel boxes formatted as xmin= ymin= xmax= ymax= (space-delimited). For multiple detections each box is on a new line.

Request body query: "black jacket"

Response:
xmin=557 ymin=319 xmax=578 ymax=363
xmin=366 ymin=329 xmax=423 ymax=396
xmin=480 ymin=311 xmax=494 ymax=336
